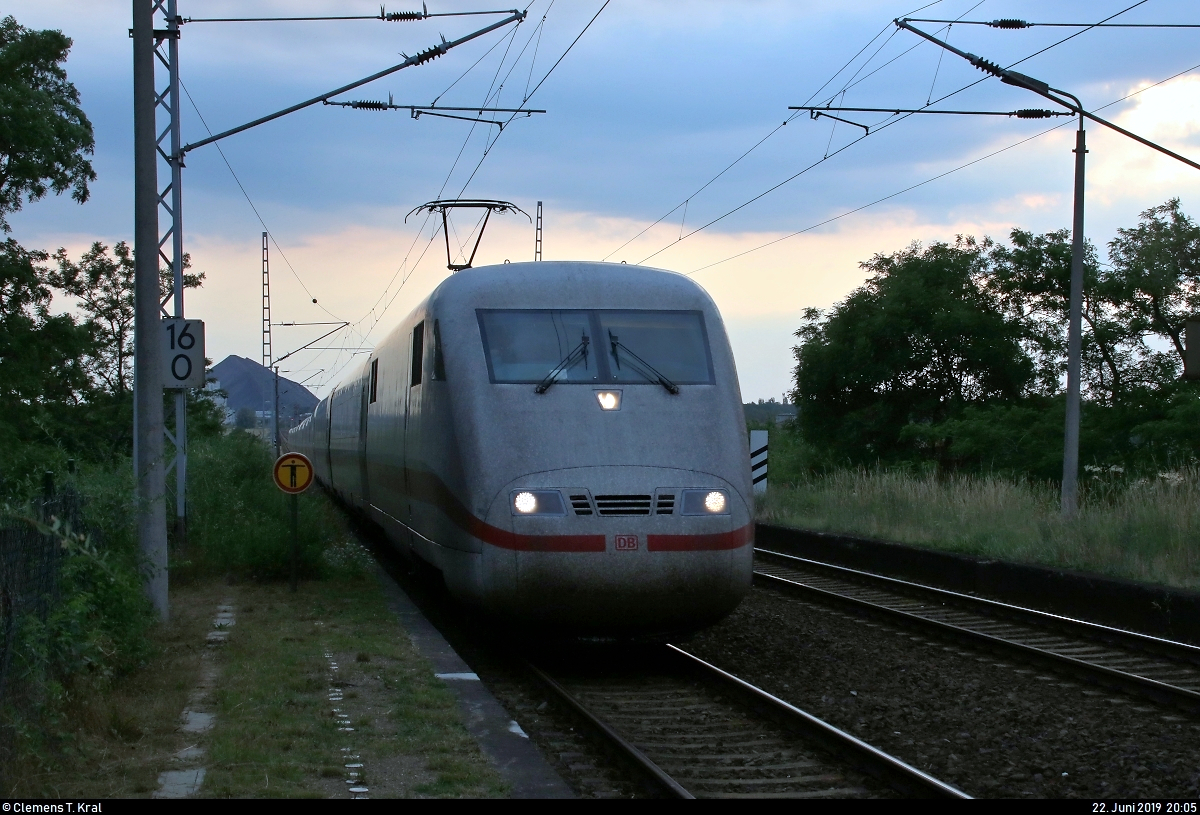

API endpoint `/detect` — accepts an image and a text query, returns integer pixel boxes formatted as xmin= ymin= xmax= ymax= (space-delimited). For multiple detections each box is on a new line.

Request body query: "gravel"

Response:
xmin=682 ymin=585 xmax=1200 ymax=799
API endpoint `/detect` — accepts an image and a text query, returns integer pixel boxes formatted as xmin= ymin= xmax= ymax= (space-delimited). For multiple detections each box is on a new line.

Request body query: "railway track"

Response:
xmin=754 ymin=548 xmax=1200 ymax=713
xmin=528 ymin=644 xmax=968 ymax=799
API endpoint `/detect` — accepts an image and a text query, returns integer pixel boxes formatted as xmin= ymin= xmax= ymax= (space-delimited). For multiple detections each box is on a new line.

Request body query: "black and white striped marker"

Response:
xmin=750 ymin=430 xmax=767 ymax=495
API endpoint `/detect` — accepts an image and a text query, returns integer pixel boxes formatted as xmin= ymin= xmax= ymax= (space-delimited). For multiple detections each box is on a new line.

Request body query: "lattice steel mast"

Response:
xmin=534 ymin=200 xmax=543 ymax=261
xmin=262 ymin=232 xmax=272 ymax=368
xmin=153 ymin=0 xmax=190 ymax=548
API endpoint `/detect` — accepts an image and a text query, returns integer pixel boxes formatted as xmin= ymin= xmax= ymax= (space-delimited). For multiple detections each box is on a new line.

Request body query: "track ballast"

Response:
xmin=754 ymin=548 xmax=1200 ymax=713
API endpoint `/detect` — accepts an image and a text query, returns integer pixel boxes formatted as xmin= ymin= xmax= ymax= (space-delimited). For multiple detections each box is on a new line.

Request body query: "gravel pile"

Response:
xmin=683 ymin=586 xmax=1200 ymax=799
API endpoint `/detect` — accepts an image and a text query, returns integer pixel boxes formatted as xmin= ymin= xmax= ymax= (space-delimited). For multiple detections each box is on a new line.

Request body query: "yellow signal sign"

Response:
xmin=273 ymin=452 xmax=314 ymax=494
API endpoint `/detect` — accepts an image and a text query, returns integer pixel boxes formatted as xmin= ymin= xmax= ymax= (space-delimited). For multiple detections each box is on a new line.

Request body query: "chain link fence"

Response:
xmin=0 ymin=473 xmax=86 ymax=760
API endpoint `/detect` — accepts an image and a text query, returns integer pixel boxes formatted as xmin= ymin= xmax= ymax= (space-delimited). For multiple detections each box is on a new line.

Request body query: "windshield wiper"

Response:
xmin=608 ymin=331 xmax=679 ymax=394
xmin=534 ymin=333 xmax=590 ymax=393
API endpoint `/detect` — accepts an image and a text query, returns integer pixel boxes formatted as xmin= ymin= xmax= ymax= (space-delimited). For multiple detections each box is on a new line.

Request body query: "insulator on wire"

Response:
xmin=412 ymin=42 xmax=446 ymax=65
xmin=351 ymin=100 xmax=389 ymax=111
xmin=970 ymin=56 xmax=1004 ymax=77
xmin=988 ymin=19 xmax=1031 ymax=29
xmin=1013 ymin=109 xmax=1060 ymax=119
xmin=381 ymin=3 xmax=427 ymax=21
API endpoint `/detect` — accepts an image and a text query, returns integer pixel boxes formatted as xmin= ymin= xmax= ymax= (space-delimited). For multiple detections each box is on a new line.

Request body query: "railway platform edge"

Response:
xmin=374 ymin=564 xmax=575 ymax=799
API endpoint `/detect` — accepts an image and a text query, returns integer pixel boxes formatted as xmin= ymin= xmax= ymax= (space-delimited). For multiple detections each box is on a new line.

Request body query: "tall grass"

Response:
xmin=180 ymin=431 xmax=365 ymax=582
xmin=0 ymin=429 xmax=368 ymax=792
xmin=759 ymin=468 xmax=1200 ymax=590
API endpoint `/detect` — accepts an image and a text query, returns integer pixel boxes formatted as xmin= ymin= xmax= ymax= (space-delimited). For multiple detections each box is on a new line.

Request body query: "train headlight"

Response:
xmin=510 ymin=490 xmax=567 ymax=516
xmin=681 ymin=489 xmax=730 ymax=516
xmin=595 ymin=390 xmax=622 ymax=411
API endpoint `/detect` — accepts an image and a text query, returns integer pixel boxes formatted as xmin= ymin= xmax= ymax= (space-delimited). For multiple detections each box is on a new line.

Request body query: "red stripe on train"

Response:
xmin=386 ymin=468 xmax=746 ymax=553
xmin=479 ymin=527 xmax=607 ymax=552
xmin=647 ymin=525 xmax=752 ymax=551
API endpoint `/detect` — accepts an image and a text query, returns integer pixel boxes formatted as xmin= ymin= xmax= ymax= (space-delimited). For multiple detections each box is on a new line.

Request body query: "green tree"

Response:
xmin=1105 ymin=198 xmax=1200 ymax=378
xmin=985 ymin=228 xmax=1153 ymax=403
xmin=0 ymin=15 xmax=94 ymax=232
xmin=792 ymin=239 xmax=1033 ymax=466
xmin=49 ymin=241 xmax=134 ymax=396
xmin=791 ymin=202 xmax=1200 ymax=478
xmin=0 ymin=239 xmax=90 ymax=453
xmin=49 ymin=242 xmax=205 ymax=397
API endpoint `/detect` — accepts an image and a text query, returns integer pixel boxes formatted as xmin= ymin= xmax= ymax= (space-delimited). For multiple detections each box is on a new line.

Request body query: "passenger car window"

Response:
xmin=411 ymin=321 xmax=424 ymax=386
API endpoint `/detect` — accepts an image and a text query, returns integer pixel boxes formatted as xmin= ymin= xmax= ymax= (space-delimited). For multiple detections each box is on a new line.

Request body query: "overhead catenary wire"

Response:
xmin=322 ymin=5 xmax=552 ymax=383
xmin=191 ymin=6 xmax=542 ymax=395
xmin=821 ymin=1 xmax=983 ymax=106
xmin=630 ymin=0 xmax=1151 ymax=266
xmin=341 ymin=13 xmax=534 ymax=329
xmin=317 ymin=1 xmax=606 ymax=392
xmin=798 ymin=106 xmax=1071 ymax=118
xmin=601 ymin=0 xmax=960 ymax=263
xmin=984 ymin=0 xmax=1150 ymax=69
xmin=320 ymin=3 xmax=551 ymax=382
xmin=347 ymin=0 xmax=599 ymax=348
xmin=178 ymin=78 xmax=354 ymax=332
xmin=927 ymin=22 xmax=949 ymax=104
xmin=907 ymin=17 xmax=1199 ymax=29
xmin=391 ymin=1 xmax=559 ymax=268
xmin=818 ymin=0 xmax=964 ymax=105
xmin=687 ymin=58 xmax=1200 ymax=277
xmin=184 ymin=7 xmax=534 ymax=391
xmin=182 ymin=8 xmax=520 ymax=24
xmin=178 ymin=10 xmax=527 ymax=156
xmin=445 ymin=0 xmax=611 ymax=201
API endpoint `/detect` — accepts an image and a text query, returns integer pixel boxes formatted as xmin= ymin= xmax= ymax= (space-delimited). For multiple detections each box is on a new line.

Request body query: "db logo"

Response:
xmin=615 ymin=534 xmax=639 ymax=551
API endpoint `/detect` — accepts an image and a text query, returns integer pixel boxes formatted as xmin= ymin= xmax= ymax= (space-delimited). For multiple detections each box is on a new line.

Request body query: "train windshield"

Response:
xmin=478 ymin=309 xmax=714 ymax=385
xmin=597 ymin=310 xmax=713 ymax=385
xmin=478 ymin=310 xmax=598 ymax=383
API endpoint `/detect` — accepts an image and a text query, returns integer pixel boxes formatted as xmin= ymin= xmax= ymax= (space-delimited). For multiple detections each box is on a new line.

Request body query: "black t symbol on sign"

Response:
xmin=284 ymin=462 xmax=304 ymax=488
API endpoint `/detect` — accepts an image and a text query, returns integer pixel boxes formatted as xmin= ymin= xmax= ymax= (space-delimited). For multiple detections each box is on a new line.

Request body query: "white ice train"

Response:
xmin=286 ymin=261 xmax=754 ymax=637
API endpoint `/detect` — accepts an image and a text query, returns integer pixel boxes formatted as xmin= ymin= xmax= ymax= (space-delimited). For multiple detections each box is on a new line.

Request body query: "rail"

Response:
xmin=754 ymin=549 xmax=1200 ymax=714
xmin=527 ymin=644 xmax=969 ymax=799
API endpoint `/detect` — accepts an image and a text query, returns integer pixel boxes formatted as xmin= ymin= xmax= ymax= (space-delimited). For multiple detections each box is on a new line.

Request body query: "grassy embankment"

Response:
xmin=754 ymin=423 xmax=1200 ymax=591
xmin=3 ymin=431 xmax=503 ymax=798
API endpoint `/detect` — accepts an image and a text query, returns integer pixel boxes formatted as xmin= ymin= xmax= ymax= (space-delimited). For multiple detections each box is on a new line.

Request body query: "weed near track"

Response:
xmin=759 ymin=468 xmax=1200 ymax=590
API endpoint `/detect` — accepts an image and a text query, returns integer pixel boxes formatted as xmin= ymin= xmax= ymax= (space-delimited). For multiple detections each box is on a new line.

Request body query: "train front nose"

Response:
xmin=481 ymin=467 xmax=754 ymax=636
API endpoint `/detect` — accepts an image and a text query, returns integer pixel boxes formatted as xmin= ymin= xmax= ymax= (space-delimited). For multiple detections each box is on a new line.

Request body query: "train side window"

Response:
xmin=369 ymin=358 xmax=379 ymax=403
xmin=411 ymin=321 xmax=424 ymax=386
xmin=432 ymin=319 xmax=446 ymax=381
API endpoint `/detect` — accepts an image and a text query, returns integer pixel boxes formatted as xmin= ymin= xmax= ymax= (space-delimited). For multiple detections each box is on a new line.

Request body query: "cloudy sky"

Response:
xmin=8 ymin=0 xmax=1200 ymax=401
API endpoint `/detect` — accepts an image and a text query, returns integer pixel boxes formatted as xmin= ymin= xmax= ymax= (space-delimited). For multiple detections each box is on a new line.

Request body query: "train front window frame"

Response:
xmin=477 ymin=309 xmax=714 ymax=386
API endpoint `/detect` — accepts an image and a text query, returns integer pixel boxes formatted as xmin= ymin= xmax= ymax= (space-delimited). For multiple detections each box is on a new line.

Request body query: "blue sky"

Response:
xmin=8 ymin=0 xmax=1200 ymax=400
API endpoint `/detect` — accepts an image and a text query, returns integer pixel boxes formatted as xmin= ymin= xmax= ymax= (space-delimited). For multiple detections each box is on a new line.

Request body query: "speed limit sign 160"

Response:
xmin=162 ymin=318 xmax=206 ymax=389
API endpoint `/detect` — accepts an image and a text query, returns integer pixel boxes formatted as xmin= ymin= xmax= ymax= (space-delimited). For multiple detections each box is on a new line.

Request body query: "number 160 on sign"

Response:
xmin=162 ymin=318 xmax=206 ymax=389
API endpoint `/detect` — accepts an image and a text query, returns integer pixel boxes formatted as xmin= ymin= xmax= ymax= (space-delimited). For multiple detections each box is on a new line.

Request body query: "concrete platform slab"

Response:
xmin=154 ymin=766 xmax=206 ymax=797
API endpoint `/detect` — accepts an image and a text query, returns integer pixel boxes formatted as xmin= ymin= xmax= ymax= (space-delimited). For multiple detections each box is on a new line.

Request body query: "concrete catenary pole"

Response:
xmin=133 ymin=0 xmax=168 ymax=620
xmin=167 ymin=0 xmax=188 ymax=548
xmin=1061 ymin=119 xmax=1087 ymax=518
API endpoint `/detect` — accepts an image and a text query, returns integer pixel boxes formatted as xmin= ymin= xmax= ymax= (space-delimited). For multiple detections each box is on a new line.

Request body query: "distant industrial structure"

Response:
xmin=743 ymin=398 xmax=795 ymax=426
